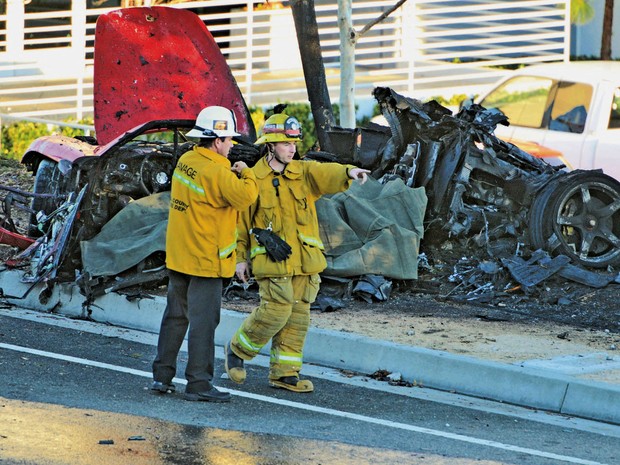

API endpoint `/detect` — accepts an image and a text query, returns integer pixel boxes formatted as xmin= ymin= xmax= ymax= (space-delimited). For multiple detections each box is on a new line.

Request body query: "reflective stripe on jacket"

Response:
xmin=166 ymin=146 xmax=258 ymax=277
xmin=237 ymin=157 xmax=353 ymax=278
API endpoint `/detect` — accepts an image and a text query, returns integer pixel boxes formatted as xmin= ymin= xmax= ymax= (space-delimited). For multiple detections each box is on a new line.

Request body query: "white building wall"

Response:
xmin=0 ymin=0 xmax=579 ymax=121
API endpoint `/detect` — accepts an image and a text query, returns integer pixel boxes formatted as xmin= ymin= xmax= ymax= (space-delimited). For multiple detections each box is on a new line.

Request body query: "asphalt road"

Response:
xmin=1 ymin=308 xmax=619 ymax=465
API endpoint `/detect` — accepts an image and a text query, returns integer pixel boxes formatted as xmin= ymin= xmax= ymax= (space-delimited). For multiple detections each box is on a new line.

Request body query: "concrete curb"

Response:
xmin=1 ymin=269 xmax=618 ymax=425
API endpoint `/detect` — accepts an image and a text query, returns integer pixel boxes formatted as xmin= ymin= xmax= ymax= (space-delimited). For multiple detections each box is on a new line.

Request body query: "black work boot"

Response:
xmin=184 ymin=386 xmax=231 ymax=402
xmin=151 ymin=380 xmax=175 ymax=394
xmin=225 ymin=342 xmax=246 ymax=384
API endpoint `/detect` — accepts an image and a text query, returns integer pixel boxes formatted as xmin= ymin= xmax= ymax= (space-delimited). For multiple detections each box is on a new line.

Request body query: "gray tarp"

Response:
xmin=80 ymin=178 xmax=427 ymax=280
xmin=80 ymin=192 xmax=170 ymax=277
xmin=318 ymin=178 xmax=426 ymax=280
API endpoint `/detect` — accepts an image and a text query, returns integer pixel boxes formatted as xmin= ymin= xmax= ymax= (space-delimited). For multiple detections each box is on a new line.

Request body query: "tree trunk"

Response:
xmin=338 ymin=0 xmax=356 ymax=128
xmin=290 ymin=0 xmax=335 ymax=152
xmin=601 ymin=0 xmax=614 ymax=60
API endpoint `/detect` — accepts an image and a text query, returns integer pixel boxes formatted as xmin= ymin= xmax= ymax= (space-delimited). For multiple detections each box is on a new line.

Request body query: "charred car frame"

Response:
xmin=324 ymin=87 xmax=620 ymax=269
xmin=1 ymin=6 xmax=620 ymax=303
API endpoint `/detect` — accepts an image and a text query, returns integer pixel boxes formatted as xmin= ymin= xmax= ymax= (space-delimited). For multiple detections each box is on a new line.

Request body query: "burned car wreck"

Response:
xmin=315 ymin=86 xmax=620 ymax=301
xmin=317 ymin=88 xmax=620 ymax=301
xmin=3 ymin=85 xmax=620 ymax=306
xmin=349 ymin=87 xmax=620 ymax=271
xmin=1 ymin=6 xmax=620 ymax=307
xmin=0 ymin=6 xmax=257 ymax=300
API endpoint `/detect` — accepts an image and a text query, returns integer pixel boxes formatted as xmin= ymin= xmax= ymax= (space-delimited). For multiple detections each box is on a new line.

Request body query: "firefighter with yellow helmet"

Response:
xmin=225 ymin=112 xmax=370 ymax=392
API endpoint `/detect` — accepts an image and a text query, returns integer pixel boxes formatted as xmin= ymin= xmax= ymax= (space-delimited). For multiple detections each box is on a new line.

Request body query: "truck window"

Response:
xmin=480 ymin=76 xmax=553 ymax=129
xmin=548 ymin=81 xmax=592 ymax=134
xmin=609 ymin=87 xmax=620 ymax=129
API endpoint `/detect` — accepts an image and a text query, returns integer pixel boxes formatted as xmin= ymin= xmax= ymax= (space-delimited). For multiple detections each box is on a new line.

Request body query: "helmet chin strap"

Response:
xmin=268 ymin=144 xmax=288 ymax=171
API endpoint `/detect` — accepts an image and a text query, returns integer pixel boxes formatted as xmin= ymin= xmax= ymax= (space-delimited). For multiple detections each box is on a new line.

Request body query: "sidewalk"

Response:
xmin=1 ymin=269 xmax=618 ymax=425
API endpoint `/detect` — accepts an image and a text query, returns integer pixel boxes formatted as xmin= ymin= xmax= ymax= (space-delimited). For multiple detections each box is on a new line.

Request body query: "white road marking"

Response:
xmin=0 ymin=341 xmax=609 ymax=465
xmin=2 ymin=307 xmax=619 ymax=439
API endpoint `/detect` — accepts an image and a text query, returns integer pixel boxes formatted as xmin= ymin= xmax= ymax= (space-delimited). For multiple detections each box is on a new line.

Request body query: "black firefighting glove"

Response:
xmin=250 ymin=227 xmax=292 ymax=262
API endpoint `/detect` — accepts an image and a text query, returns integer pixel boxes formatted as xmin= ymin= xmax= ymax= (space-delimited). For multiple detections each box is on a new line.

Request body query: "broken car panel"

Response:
xmin=93 ymin=6 xmax=256 ymax=146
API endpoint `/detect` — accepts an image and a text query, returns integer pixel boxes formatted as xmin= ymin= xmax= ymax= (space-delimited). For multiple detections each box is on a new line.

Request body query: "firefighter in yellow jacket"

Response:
xmin=225 ymin=113 xmax=369 ymax=393
xmin=152 ymin=106 xmax=258 ymax=402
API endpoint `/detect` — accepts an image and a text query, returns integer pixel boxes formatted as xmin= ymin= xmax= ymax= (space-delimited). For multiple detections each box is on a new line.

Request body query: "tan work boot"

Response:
xmin=269 ymin=376 xmax=314 ymax=393
xmin=225 ymin=342 xmax=246 ymax=384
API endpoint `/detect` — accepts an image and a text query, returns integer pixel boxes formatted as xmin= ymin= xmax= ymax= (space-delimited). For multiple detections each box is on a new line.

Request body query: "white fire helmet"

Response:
xmin=186 ymin=106 xmax=240 ymax=138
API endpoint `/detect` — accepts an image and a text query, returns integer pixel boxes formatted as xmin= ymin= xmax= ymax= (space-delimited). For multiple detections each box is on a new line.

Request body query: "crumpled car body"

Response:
xmin=323 ymin=87 xmax=620 ymax=269
xmin=22 ymin=6 xmax=255 ymax=168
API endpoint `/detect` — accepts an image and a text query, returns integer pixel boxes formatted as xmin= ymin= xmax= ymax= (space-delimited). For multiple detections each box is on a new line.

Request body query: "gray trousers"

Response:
xmin=152 ymin=270 xmax=222 ymax=393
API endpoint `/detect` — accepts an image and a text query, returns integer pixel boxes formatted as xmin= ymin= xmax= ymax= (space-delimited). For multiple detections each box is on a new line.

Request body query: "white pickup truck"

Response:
xmin=477 ymin=61 xmax=620 ymax=181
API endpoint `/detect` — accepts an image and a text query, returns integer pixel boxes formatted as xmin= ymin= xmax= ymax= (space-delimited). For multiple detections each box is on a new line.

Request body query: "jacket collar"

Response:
xmin=195 ymin=145 xmax=230 ymax=166
xmin=254 ymin=156 xmax=302 ymax=180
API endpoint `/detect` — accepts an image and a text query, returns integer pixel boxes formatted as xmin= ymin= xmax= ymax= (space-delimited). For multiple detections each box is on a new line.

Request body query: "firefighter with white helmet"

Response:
xmin=185 ymin=105 xmax=243 ymax=139
xmin=225 ymin=112 xmax=370 ymax=393
xmin=152 ymin=105 xmax=258 ymax=402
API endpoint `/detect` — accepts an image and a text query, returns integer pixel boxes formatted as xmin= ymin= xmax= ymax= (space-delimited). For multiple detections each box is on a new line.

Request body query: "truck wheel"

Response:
xmin=530 ymin=171 xmax=620 ymax=268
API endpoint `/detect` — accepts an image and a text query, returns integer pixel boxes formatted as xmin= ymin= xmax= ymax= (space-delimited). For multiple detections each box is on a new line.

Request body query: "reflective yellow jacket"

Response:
xmin=166 ymin=146 xmax=258 ymax=277
xmin=237 ymin=157 xmax=353 ymax=278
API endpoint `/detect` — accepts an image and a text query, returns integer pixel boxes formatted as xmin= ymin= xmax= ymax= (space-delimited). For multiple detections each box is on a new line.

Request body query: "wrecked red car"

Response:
xmin=1 ymin=6 xmax=619 ymax=304
xmin=1 ymin=7 xmax=255 ymax=288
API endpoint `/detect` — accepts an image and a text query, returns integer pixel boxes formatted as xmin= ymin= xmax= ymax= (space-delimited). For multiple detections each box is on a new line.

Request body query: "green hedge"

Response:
xmin=1 ymin=121 xmax=50 ymax=161
xmin=251 ymin=102 xmax=382 ymax=157
xmin=2 ymin=103 xmax=380 ymax=161
xmin=1 ymin=117 xmax=94 ymax=161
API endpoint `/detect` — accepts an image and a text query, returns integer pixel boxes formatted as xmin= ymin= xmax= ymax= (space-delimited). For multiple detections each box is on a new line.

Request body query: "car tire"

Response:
xmin=29 ymin=158 xmax=61 ymax=236
xmin=529 ymin=171 xmax=620 ymax=268
xmin=528 ymin=176 xmax=563 ymax=252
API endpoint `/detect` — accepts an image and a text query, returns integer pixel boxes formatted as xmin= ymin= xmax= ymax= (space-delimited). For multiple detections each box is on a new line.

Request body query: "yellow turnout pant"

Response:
xmin=231 ymin=274 xmax=320 ymax=380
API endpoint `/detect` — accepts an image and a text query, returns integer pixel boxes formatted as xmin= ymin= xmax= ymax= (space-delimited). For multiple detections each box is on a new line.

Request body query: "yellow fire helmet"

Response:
xmin=255 ymin=113 xmax=303 ymax=145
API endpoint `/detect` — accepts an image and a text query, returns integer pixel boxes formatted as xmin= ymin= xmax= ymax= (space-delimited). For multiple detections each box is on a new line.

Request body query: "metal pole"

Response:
xmin=72 ymin=0 xmax=88 ymax=121
xmin=6 ymin=0 xmax=25 ymax=58
xmin=338 ymin=0 xmax=356 ymax=128
xmin=245 ymin=1 xmax=254 ymax=104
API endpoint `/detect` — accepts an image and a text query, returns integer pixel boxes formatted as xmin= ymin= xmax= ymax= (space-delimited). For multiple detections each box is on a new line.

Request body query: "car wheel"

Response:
xmin=528 ymin=176 xmax=563 ymax=251
xmin=529 ymin=171 xmax=620 ymax=268
xmin=29 ymin=158 xmax=62 ymax=236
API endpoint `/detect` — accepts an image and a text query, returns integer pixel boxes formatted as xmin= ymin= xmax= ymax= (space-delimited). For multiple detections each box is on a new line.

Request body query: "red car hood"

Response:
xmin=94 ymin=6 xmax=255 ymax=146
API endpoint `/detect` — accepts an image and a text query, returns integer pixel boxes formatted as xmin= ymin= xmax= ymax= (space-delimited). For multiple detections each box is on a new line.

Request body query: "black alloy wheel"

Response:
xmin=529 ymin=171 xmax=620 ymax=268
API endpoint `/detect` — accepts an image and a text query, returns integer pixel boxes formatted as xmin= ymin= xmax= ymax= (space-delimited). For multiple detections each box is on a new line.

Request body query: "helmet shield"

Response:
xmin=255 ymin=114 xmax=303 ymax=145
xmin=186 ymin=105 xmax=240 ymax=138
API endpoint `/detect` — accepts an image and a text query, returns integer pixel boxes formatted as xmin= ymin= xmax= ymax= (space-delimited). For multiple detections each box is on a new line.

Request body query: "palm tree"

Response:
xmin=600 ymin=0 xmax=614 ymax=60
xmin=571 ymin=0 xmax=614 ymax=60
xmin=571 ymin=0 xmax=595 ymax=24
